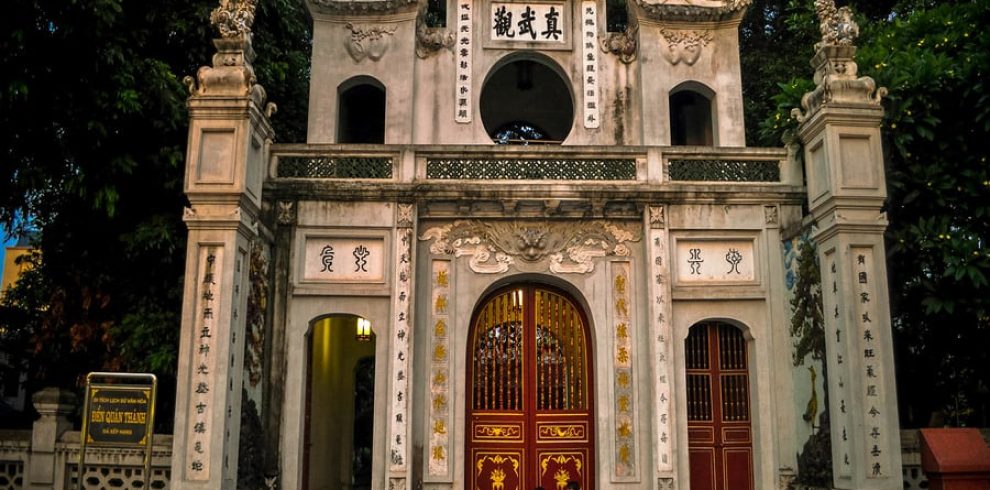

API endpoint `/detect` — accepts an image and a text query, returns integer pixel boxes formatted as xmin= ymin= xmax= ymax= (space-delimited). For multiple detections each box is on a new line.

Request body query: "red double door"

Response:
xmin=686 ymin=322 xmax=754 ymax=490
xmin=467 ymin=286 xmax=595 ymax=490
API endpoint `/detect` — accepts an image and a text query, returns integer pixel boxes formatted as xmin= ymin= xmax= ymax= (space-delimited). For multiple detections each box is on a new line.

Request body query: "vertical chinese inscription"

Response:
xmin=612 ymin=262 xmax=635 ymax=477
xmin=187 ymin=246 xmax=222 ymax=480
xmin=649 ymin=224 xmax=674 ymax=473
xmin=455 ymin=0 xmax=473 ymax=123
xmin=853 ymin=248 xmax=887 ymax=478
xmin=390 ymin=227 xmax=413 ymax=471
xmin=823 ymin=252 xmax=852 ymax=477
xmin=582 ymin=1 xmax=600 ymax=129
xmin=428 ymin=261 xmax=452 ymax=477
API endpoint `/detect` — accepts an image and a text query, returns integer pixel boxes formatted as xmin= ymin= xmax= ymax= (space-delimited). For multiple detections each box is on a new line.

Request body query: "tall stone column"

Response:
xmin=170 ymin=1 xmax=274 ymax=488
xmin=794 ymin=3 xmax=902 ymax=489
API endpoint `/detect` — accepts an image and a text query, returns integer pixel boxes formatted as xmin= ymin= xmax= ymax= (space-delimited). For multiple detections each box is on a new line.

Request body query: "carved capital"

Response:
xmin=649 ymin=205 xmax=666 ymax=229
xmin=276 ymin=201 xmax=296 ymax=225
xmin=397 ymin=203 xmax=415 ymax=228
xmin=185 ymin=37 xmax=267 ymax=105
xmin=793 ymin=44 xmax=887 ymax=122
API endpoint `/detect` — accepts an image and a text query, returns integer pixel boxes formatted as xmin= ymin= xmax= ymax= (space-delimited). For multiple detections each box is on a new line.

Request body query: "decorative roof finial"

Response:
xmin=815 ymin=0 xmax=858 ymax=47
xmin=210 ymin=0 xmax=258 ymax=38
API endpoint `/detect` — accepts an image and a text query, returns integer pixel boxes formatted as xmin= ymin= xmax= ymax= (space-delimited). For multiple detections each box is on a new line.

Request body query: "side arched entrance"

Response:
xmin=686 ymin=322 xmax=754 ymax=490
xmin=466 ymin=285 xmax=595 ymax=490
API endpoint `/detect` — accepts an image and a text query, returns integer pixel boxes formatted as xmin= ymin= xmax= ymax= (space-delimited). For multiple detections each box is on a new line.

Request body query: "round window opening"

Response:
xmin=480 ymin=57 xmax=574 ymax=145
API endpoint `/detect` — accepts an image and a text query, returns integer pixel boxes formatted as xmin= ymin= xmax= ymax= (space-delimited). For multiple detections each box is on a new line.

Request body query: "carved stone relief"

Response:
xmin=601 ymin=24 xmax=639 ymax=64
xmin=415 ymin=6 xmax=454 ymax=58
xmin=276 ymin=200 xmax=296 ymax=225
xmin=765 ymin=205 xmax=779 ymax=225
xmin=419 ymin=220 xmax=640 ymax=274
xmin=649 ymin=205 xmax=666 ymax=229
xmin=659 ymin=29 xmax=713 ymax=66
xmin=345 ymin=23 xmax=397 ymax=62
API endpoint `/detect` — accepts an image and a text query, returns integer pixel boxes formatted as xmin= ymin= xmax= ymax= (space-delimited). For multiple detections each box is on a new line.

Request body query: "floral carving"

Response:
xmin=419 ymin=220 xmax=639 ymax=274
xmin=660 ymin=29 xmax=713 ymax=66
xmin=345 ymin=23 xmax=397 ymax=62
xmin=416 ymin=6 xmax=455 ymax=58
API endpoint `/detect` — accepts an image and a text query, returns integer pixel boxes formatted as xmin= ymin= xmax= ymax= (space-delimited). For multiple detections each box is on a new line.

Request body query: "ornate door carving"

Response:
xmin=467 ymin=286 xmax=595 ymax=490
xmin=686 ymin=322 xmax=753 ymax=490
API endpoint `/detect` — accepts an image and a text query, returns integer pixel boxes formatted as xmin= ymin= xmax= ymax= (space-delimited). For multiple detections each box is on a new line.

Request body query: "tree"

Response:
xmin=753 ymin=0 xmax=990 ymax=426
xmin=0 ymin=0 xmax=310 ymax=429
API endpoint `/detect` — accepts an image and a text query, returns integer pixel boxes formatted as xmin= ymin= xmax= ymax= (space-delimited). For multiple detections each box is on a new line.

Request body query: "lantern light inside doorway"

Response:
xmin=356 ymin=317 xmax=372 ymax=342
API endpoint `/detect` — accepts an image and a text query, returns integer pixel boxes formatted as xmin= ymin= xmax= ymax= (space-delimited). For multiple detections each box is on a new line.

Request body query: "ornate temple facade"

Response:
xmin=170 ymin=0 xmax=903 ymax=489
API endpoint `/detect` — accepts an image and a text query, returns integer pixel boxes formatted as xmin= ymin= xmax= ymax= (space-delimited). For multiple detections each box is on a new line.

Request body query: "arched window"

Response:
xmin=670 ymin=82 xmax=716 ymax=146
xmin=337 ymin=77 xmax=386 ymax=144
xmin=480 ymin=55 xmax=574 ymax=145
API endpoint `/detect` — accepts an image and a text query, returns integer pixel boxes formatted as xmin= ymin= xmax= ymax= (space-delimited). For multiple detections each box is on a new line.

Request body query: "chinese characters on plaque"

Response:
xmin=389 ymin=228 xmax=413 ymax=471
xmin=428 ymin=261 xmax=452 ymax=476
xmin=304 ymin=237 xmax=385 ymax=283
xmin=490 ymin=2 xmax=565 ymax=43
xmin=581 ymin=1 xmax=600 ymax=128
xmin=456 ymin=1 xmax=473 ymax=123
xmin=854 ymin=249 xmax=886 ymax=478
xmin=676 ymin=241 xmax=756 ymax=283
xmin=612 ymin=263 xmax=636 ymax=477
xmin=187 ymin=246 xmax=222 ymax=480
xmin=650 ymin=228 xmax=674 ymax=473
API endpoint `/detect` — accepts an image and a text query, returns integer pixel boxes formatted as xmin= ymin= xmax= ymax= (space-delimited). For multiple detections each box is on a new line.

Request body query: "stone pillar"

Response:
xmin=26 ymin=388 xmax=76 ymax=489
xmin=794 ymin=5 xmax=902 ymax=489
xmin=170 ymin=2 xmax=274 ymax=488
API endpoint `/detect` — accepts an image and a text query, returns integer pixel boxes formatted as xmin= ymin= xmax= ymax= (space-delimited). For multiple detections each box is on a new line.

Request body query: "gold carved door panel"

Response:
xmin=468 ymin=286 xmax=595 ymax=490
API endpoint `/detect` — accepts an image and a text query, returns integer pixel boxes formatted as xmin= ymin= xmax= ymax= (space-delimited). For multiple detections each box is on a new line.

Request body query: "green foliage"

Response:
xmin=0 ymin=0 xmax=310 ymax=429
xmin=756 ymin=1 xmax=990 ymax=426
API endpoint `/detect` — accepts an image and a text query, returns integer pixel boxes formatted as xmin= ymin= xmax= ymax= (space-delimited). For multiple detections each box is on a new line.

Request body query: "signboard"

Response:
xmin=79 ymin=372 xmax=157 ymax=490
xmin=84 ymin=385 xmax=153 ymax=446
xmin=489 ymin=2 xmax=567 ymax=44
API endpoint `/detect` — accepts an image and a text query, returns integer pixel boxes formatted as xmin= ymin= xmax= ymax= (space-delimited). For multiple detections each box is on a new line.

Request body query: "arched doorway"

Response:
xmin=466 ymin=285 xmax=595 ymax=490
xmin=337 ymin=76 xmax=386 ymax=144
xmin=669 ymin=82 xmax=716 ymax=146
xmin=685 ymin=322 xmax=753 ymax=490
xmin=480 ymin=55 xmax=574 ymax=144
xmin=304 ymin=315 xmax=377 ymax=490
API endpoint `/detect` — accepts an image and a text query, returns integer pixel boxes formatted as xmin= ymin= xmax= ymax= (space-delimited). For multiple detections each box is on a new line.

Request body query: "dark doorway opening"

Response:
xmin=670 ymin=86 xmax=714 ymax=146
xmin=338 ymin=78 xmax=386 ymax=144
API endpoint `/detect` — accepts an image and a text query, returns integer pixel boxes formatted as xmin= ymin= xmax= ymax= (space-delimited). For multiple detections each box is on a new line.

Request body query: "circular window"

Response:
xmin=480 ymin=56 xmax=574 ymax=144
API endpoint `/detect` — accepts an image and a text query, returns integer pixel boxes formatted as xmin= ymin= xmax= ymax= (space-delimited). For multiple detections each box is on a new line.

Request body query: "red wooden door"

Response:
xmin=467 ymin=286 xmax=595 ymax=490
xmin=686 ymin=322 xmax=753 ymax=490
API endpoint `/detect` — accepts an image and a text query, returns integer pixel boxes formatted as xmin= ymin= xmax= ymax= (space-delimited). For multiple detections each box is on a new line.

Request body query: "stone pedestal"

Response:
xmin=26 ymin=388 xmax=77 ymax=489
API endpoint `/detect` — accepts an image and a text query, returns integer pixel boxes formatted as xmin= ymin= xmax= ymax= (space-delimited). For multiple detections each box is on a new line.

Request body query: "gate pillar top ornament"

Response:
xmin=792 ymin=1 xmax=885 ymax=123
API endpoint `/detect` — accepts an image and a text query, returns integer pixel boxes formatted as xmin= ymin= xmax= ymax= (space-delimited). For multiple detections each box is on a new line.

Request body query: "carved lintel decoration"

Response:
xmin=636 ymin=0 xmax=750 ymax=22
xmin=397 ymin=203 xmax=415 ymax=228
xmin=649 ymin=205 xmax=666 ymax=229
xmin=419 ymin=220 xmax=640 ymax=274
xmin=764 ymin=205 xmax=779 ymax=225
xmin=210 ymin=0 xmax=257 ymax=38
xmin=601 ymin=24 xmax=639 ymax=64
xmin=276 ymin=200 xmax=296 ymax=225
xmin=345 ymin=23 xmax=397 ymax=62
xmin=660 ymin=29 xmax=713 ymax=66
xmin=416 ymin=6 xmax=455 ymax=58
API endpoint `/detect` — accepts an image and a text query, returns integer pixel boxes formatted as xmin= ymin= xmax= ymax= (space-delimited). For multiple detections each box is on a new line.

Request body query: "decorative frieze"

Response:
xmin=419 ymin=220 xmax=640 ymax=274
xmin=426 ymin=158 xmax=637 ymax=181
